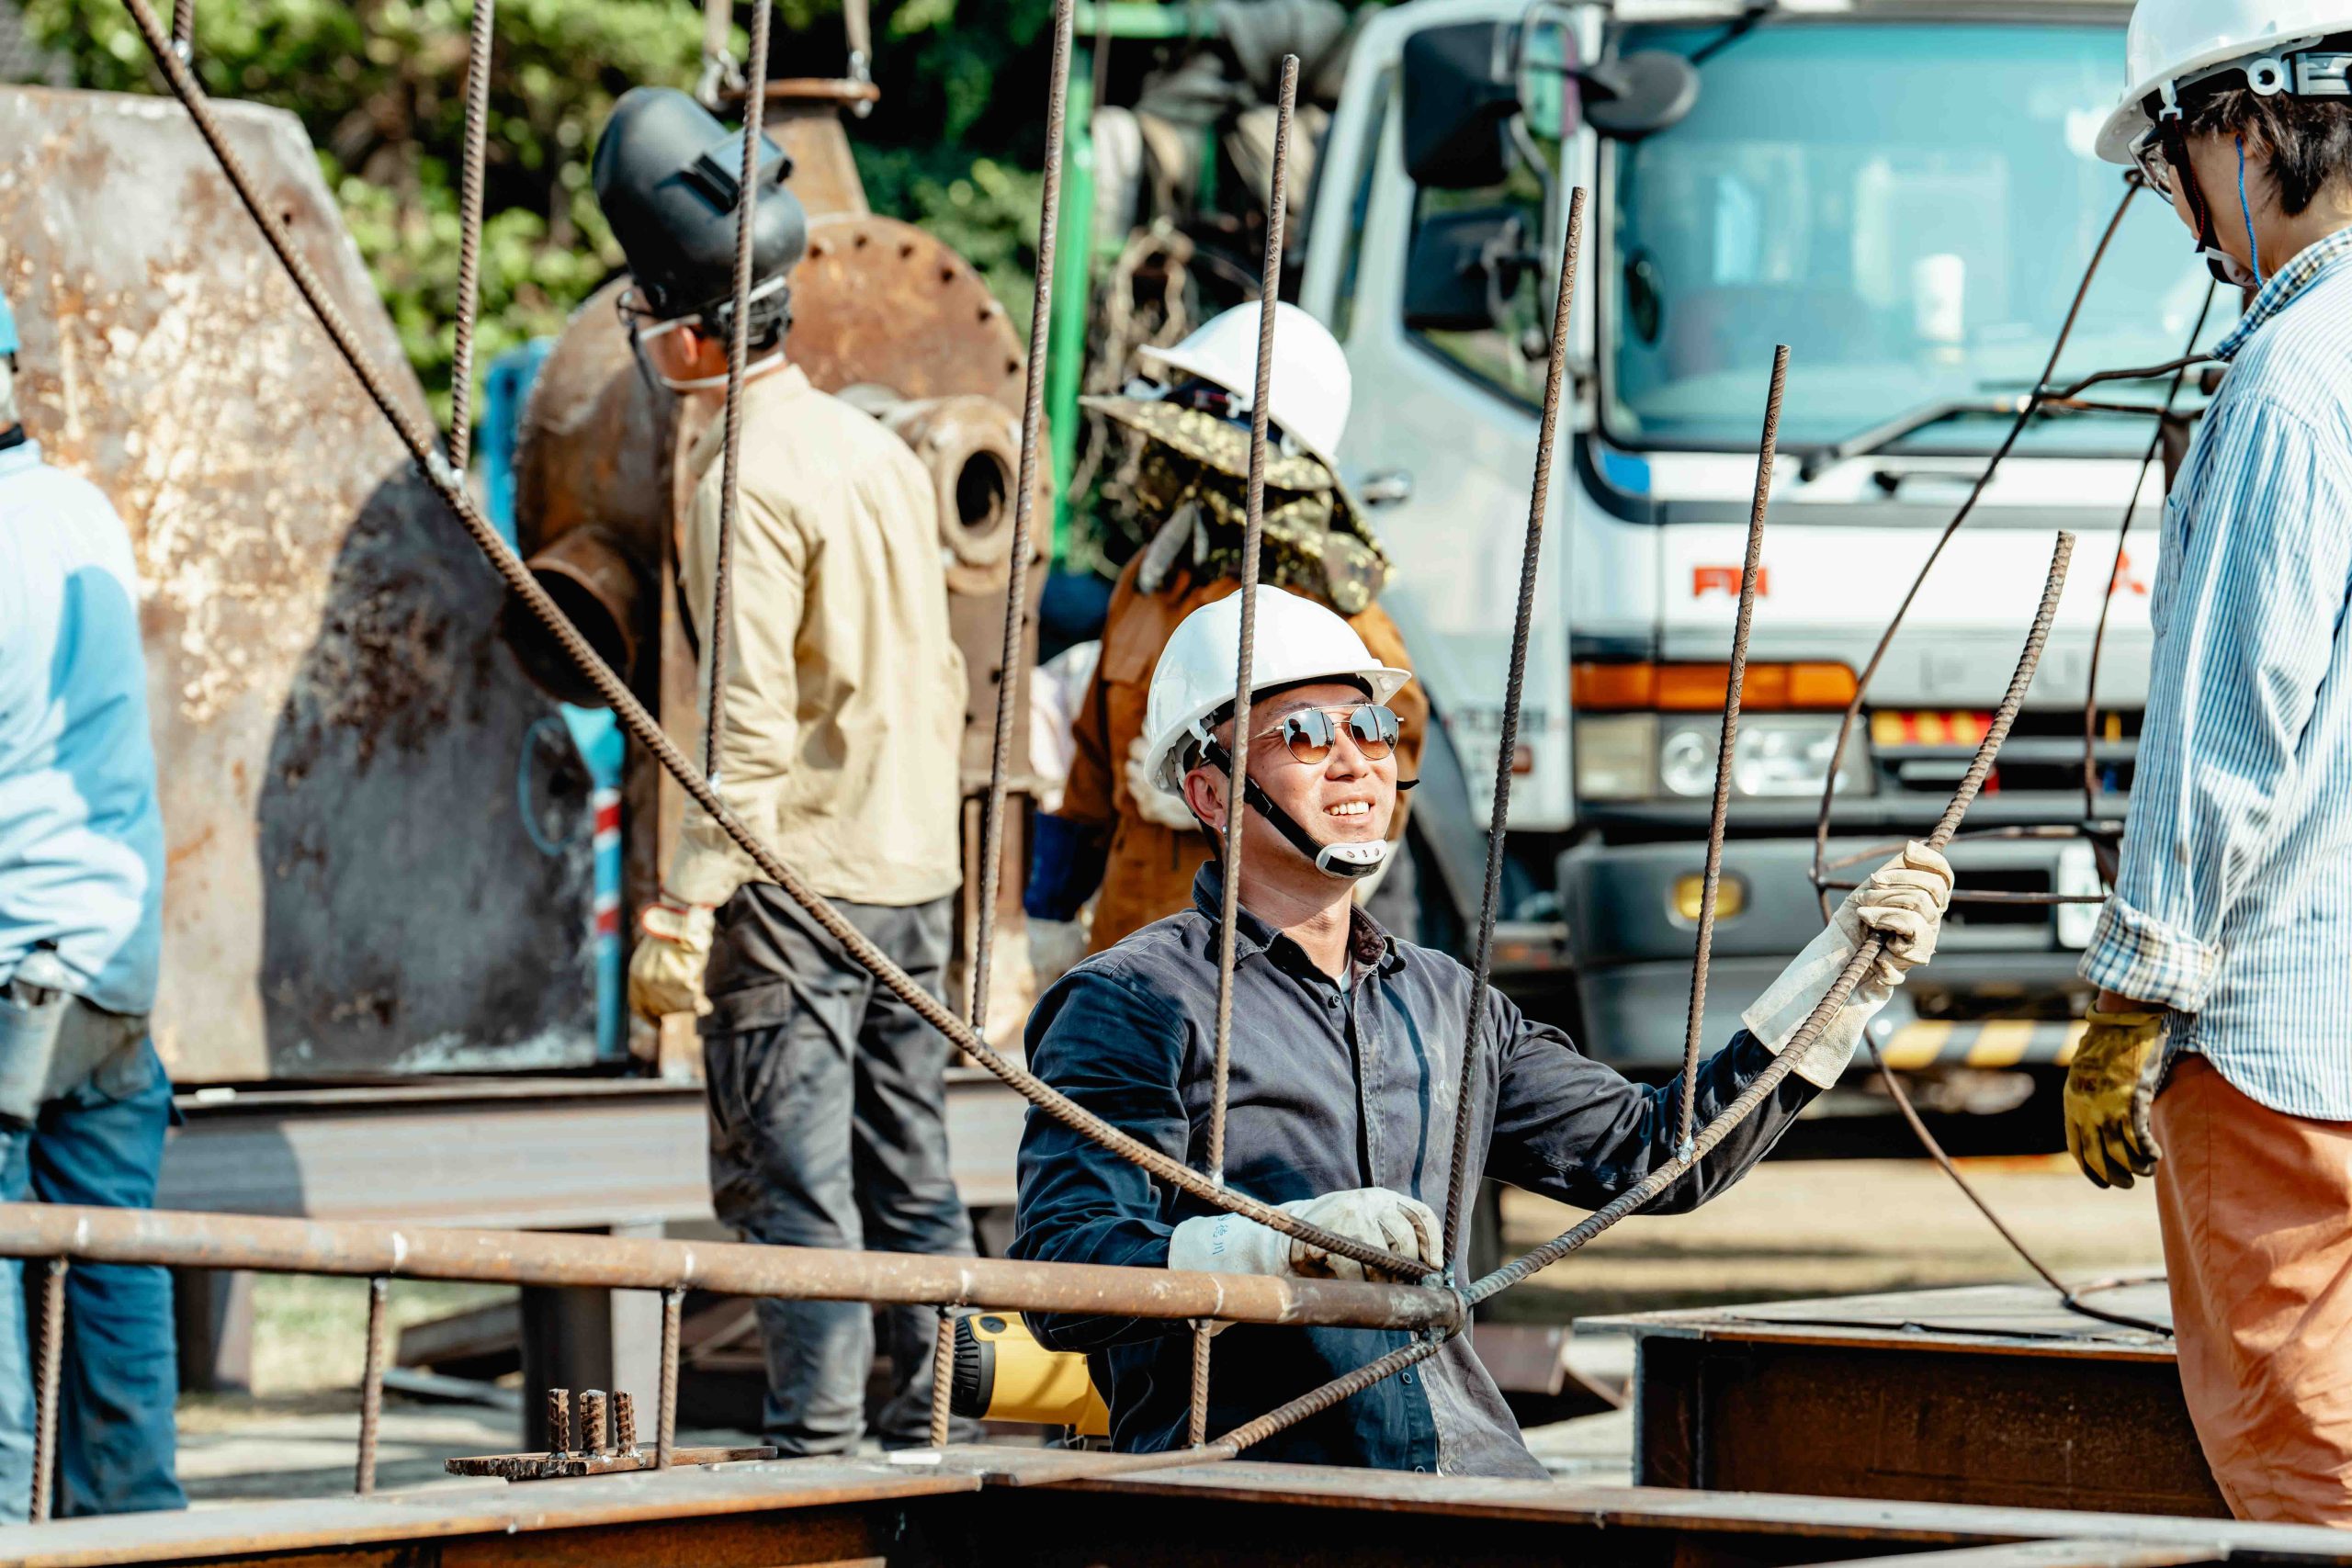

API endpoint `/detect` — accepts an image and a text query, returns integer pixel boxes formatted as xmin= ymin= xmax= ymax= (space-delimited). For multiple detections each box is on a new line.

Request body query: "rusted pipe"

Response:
xmin=0 ymin=1204 xmax=1464 ymax=1335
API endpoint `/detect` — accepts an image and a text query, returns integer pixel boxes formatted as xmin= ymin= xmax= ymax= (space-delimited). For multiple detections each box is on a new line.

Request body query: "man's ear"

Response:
xmin=1180 ymin=766 xmax=1227 ymax=831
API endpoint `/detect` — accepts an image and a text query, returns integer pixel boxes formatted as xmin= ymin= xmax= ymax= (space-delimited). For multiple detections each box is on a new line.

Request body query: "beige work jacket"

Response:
xmin=668 ymin=364 xmax=966 ymax=910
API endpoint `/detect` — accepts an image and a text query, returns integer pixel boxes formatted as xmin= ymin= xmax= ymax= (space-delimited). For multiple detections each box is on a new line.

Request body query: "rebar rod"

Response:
xmin=656 ymin=1287 xmax=682 ymax=1469
xmin=28 ymin=1258 xmax=63 ymax=1524
xmin=112 ymin=0 xmax=1420 ymax=1279
xmin=1207 ymin=1337 xmax=1442 ymax=1456
xmin=704 ymin=0 xmax=775 ymax=781
xmin=1807 ymin=181 xmax=2134 ymax=918
xmin=970 ymin=0 xmax=1073 ymax=1032
xmin=1677 ymin=344 xmax=1787 ymax=1157
xmin=1442 ymin=186 xmax=1586 ymax=1264
xmin=1471 ymin=533 xmax=2075 ymax=1309
xmin=2083 ymin=281 xmax=2217 ymax=820
xmin=1188 ymin=1324 xmax=1214 ymax=1447
xmin=169 ymin=0 xmax=192 ymax=58
xmin=930 ymin=1308 xmax=956 ymax=1447
xmin=446 ymin=0 xmax=496 ymax=476
xmin=356 ymin=1275 xmax=390 ymax=1494
xmin=547 ymin=1386 xmax=572 ymax=1457
xmin=615 ymin=1391 xmax=639 ymax=1452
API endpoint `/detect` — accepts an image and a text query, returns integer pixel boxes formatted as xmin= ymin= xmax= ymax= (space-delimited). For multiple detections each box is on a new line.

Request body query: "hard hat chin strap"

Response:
xmin=1195 ymin=736 xmax=1411 ymax=883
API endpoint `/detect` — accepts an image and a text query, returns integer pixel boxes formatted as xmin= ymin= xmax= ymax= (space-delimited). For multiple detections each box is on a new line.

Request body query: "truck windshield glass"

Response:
xmin=1605 ymin=21 xmax=2227 ymax=458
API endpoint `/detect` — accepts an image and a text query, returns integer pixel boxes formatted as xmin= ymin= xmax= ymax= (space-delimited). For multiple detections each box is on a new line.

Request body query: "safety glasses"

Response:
xmin=1250 ymin=705 xmax=1401 ymax=767
xmin=616 ymin=276 xmax=790 ymax=391
xmin=2128 ymin=127 xmax=2177 ymax=199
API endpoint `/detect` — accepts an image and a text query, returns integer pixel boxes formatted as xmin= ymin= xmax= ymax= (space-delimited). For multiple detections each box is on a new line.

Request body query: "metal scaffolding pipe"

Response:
xmin=0 ymin=1204 xmax=1463 ymax=1334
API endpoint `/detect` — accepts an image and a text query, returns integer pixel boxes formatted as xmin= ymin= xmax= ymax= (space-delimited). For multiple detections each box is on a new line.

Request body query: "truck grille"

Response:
xmin=1871 ymin=709 xmax=2140 ymax=801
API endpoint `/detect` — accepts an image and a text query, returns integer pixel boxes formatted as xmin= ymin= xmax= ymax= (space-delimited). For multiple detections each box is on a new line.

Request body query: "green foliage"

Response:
xmin=21 ymin=0 xmax=1053 ymax=435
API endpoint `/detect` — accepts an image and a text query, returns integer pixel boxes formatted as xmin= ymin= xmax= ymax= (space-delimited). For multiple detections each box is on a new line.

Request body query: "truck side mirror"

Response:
xmin=1403 ymin=207 xmax=1536 ymax=334
xmin=1577 ymin=51 xmax=1699 ymax=141
xmin=1401 ymin=21 xmax=1521 ymax=190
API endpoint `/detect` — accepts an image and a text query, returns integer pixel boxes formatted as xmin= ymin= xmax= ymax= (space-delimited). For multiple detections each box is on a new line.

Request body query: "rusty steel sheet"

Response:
xmin=0 ymin=86 xmax=595 ymax=1084
xmin=1594 ymin=1284 xmax=2226 ymax=1519
xmin=0 ymin=1201 xmax=1464 ymax=1333
xmin=6 ymin=1447 xmax=2343 ymax=1568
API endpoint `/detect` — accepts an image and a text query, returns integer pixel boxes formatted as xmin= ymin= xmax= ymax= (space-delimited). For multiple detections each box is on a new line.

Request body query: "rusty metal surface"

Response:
xmin=10 ymin=1448 xmax=2348 ymax=1568
xmin=1602 ymin=1286 xmax=2223 ymax=1519
xmin=445 ymin=1443 xmax=771 ymax=1480
xmin=792 ymin=214 xmax=1026 ymax=414
xmin=0 ymin=1202 xmax=1463 ymax=1333
xmin=0 ymin=85 xmax=595 ymax=1084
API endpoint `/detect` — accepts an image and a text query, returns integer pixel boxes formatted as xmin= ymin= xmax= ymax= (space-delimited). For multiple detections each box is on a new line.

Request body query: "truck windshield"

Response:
xmin=1605 ymin=20 xmax=2227 ymax=459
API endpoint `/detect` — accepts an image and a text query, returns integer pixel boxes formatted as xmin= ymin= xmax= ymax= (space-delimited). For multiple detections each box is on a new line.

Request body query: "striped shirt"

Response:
xmin=2081 ymin=225 xmax=2352 ymax=1121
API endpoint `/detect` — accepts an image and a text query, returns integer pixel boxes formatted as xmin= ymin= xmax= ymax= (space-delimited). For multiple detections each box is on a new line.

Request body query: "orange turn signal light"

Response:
xmin=1572 ymin=661 xmax=1858 ymax=713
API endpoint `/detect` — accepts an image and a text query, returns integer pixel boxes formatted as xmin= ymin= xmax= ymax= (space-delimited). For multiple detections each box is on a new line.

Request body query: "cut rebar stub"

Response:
xmin=614 ymin=1391 xmax=638 ymax=1454
xmin=580 ymin=1389 xmax=612 ymax=1455
xmin=546 ymin=1387 xmax=572 ymax=1456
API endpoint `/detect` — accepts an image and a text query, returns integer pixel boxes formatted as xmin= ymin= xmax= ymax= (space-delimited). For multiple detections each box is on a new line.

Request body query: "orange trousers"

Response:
xmin=2155 ymin=1055 xmax=2352 ymax=1525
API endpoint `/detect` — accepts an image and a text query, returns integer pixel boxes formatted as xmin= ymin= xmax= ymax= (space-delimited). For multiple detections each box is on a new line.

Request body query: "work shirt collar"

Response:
xmin=2215 ymin=225 xmax=2352 ymax=362
xmin=1188 ymin=862 xmax=1405 ymax=981
xmin=0 ymin=436 xmax=41 ymax=478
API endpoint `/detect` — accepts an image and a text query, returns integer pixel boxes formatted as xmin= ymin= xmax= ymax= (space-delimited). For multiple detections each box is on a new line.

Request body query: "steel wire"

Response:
xmin=111 ymin=0 xmax=1423 ymax=1281
xmin=969 ymin=0 xmax=1073 ymax=1032
xmin=446 ymin=0 xmax=497 ymax=476
xmin=1471 ymin=534 xmax=2076 ymax=1309
xmin=1676 ymin=344 xmax=1787 ymax=1157
xmin=1441 ymin=186 xmax=1586 ymax=1265
xmin=704 ymin=0 xmax=775 ymax=782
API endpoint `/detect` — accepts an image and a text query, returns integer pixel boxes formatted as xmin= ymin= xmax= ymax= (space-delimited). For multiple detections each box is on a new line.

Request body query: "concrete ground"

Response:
xmin=170 ymin=1152 xmax=2162 ymax=1503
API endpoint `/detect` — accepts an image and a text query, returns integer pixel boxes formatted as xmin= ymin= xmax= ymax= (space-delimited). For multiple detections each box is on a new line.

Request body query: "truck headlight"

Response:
xmin=1577 ymin=714 xmax=1871 ymax=802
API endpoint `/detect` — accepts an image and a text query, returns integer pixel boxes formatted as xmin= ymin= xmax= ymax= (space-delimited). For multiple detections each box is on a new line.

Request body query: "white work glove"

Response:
xmin=1028 ymin=916 xmax=1091 ymax=989
xmin=628 ymin=897 xmax=714 ymax=1022
xmin=1741 ymin=842 xmax=1953 ymax=1089
xmin=1168 ymin=1188 xmax=1441 ymax=1282
xmin=1125 ymin=735 xmax=1201 ymax=832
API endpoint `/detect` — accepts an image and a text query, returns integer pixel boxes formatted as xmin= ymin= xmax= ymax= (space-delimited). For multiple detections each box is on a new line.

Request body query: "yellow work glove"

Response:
xmin=628 ymin=898 xmax=714 ymax=1022
xmin=2063 ymin=1009 xmax=2165 ymax=1190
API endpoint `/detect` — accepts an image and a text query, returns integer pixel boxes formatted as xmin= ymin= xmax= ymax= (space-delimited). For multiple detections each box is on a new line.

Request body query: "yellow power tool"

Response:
xmin=949 ymin=1312 xmax=1110 ymax=1436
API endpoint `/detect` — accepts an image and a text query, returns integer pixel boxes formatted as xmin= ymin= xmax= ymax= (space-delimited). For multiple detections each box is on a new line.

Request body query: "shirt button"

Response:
xmin=1413 ymin=1463 xmax=1428 ymax=1472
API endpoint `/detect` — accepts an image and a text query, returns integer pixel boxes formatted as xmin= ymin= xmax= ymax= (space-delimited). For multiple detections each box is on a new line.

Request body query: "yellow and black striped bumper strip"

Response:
xmin=1877 ymin=1019 xmax=2087 ymax=1070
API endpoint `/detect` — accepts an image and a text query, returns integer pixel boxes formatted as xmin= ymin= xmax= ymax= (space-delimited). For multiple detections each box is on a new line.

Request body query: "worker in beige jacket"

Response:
xmin=594 ymin=86 xmax=974 ymax=1456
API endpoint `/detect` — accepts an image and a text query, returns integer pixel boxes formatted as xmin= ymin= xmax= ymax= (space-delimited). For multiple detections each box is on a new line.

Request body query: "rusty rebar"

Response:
xmin=1677 ymin=344 xmax=1787 ymax=1159
xmin=446 ymin=0 xmax=496 ymax=475
xmin=969 ymin=0 xmax=1075 ymax=1033
xmin=356 ymin=1275 xmax=390 ymax=1494
xmin=1442 ymin=186 xmax=1586 ymax=1265
xmin=1209 ymin=1337 xmax=1442 ymax=1456
xmin=1808 ymin=180 xmax=2135 ymax=919
xmin=547 ymin=1386 xmax=572 ymax=1457
xmin=705 ymin=0 xmax=775 ymax=781
xmin=614 ymin=1391 xmax=638 ymax=1452
xmin=110 ymin=0 xmax=1421 ymax=1280
xmin=2084 ymin=281 xmax=2218 ymax=820
xmin=1470 ymin=533 xmax=2076 ymax=1308
xmin=930 ymin=1308 xmax=956 ymax=1447
xmin=169 ymin=0 xmax=193 ymax=57
xmin=29 ymin=1258 xmax=64 ymax=1524
xmin=657 ymin=1288 xmax=682 ymax=1469
xmin=580 ymin=1389 xmax=611 ymax=1454
xmin=1188 ymin=1324 xmax=1214 ymax=1447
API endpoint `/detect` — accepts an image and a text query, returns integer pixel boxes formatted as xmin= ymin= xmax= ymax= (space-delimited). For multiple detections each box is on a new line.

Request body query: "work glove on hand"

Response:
xmin=1168 ymin=1187 xmax=1442 ymax=1283
xmin=628 ymin=897 xmax=714 ymax=1023
xmin=2063 ymin=1009 xmax=2166 ymax=1190
xmin=1027 ymin=917 xmax=1091 ymax=990
xmin=1125 ymin=735 xmax=1201 ymax=832
xmin=1743 ymin=841 xmax=1954 ymax=1089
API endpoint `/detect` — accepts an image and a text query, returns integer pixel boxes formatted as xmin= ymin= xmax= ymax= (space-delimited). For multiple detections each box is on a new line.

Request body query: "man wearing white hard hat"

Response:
xmin=1010 ymin=587 xmax=1951 ymax=1474
xmin=1024 ymin=302 xmax=1428 ymax=979
xmin=2066 ymin=0 xmax=2352 ymax=1524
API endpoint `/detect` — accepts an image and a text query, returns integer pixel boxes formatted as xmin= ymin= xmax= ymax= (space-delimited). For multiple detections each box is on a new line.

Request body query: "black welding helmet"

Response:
xmin=592 ymin=86 xmax=808 ymax=330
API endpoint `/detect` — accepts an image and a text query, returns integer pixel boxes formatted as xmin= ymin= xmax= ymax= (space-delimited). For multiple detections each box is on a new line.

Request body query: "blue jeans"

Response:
xmin=0 ymin=1038 xmax=182 ymax=1521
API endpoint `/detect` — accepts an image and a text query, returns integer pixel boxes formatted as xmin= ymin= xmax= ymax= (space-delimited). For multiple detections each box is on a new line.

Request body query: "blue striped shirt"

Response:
xmin=2081 ymin=226 xmax=2352 ymax=1120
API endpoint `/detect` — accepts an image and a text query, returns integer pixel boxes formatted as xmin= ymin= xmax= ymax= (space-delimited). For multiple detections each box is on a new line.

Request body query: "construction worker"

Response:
xmin=2067 ymin=0 xmax=2352 ymax=1525
xmin=1011 ymin=588 xmax=1952 ymax=1473
xmin=1025 ymin=303 xmax=1427 ymax=977
xmin=594 ymin=88 xmax=976 ymax=1455
xmin=0 ymin=291 xmax=184 ymax=1518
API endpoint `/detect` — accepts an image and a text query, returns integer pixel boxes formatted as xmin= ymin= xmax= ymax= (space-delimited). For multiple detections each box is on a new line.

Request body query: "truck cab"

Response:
xmin=1298 ymin=0 xmax=2223 ymax=1079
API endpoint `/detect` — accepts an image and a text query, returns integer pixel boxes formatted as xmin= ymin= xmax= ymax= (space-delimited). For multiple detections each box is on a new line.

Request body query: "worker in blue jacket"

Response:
xmin=0 ymin=290 xmax=184 ymax=1520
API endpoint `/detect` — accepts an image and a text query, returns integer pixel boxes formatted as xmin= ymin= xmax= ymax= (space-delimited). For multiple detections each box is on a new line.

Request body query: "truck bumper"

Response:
xmin=1558 ymin=835 xmax=2096 ymax=1074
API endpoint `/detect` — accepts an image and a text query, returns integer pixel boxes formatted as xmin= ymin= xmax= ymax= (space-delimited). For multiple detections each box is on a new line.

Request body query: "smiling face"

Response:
xmin=1179 ymin=679 xmax=1398 ymax=887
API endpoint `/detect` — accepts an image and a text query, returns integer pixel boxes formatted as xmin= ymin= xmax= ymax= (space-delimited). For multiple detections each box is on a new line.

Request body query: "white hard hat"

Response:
xmin=2098 ymin=0 xmax=2352 ymax=163
xmin=1136 ymin=302 xmax=1352 ymax=475
xmin=1143 ymin=585 xmax=1412 ymax=796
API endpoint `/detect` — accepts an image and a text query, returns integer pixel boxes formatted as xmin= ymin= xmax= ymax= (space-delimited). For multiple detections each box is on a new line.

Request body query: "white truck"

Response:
xmin=1289 ymin=0 xmax=2219 ymax=1087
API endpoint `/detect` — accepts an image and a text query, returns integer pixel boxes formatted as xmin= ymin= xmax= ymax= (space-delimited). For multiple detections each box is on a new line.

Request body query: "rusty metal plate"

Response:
xmin=0 ymin=86 xmax=594 ymax=1081
xmin=790 ymin=214 xmax=1027 ymax=413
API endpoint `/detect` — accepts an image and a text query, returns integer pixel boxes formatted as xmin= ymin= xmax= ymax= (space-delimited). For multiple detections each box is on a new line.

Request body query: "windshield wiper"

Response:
xmin=1688 ymin=3 xmax=1776 ymax=66
xmin=1797 ymin=396 xmax=2032 ymax=482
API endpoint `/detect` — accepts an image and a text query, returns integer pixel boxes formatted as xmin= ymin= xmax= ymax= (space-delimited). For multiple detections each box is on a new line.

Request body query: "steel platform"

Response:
xmin=2 ymin=1446 xmax=2336 ymax=1568
xmin=1591 ymin=1281 xmax=2222 ymax=1518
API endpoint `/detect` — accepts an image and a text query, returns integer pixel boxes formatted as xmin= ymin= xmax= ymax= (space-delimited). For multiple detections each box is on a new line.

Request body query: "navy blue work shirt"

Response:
xmin=1011 ymin=864 xmax=1820 ymax=1476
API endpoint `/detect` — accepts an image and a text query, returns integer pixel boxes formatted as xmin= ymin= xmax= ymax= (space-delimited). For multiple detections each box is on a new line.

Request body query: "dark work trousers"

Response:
xmin=701 ymin=886 xmax=977 ymax=1454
